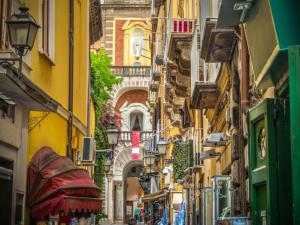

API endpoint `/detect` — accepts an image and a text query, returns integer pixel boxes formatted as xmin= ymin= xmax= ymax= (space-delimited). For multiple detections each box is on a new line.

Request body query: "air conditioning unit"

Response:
xmin=81 ymin=137 xmax=95 ymax=161
xmin=199 ymin=149 xmax=221 ymax=160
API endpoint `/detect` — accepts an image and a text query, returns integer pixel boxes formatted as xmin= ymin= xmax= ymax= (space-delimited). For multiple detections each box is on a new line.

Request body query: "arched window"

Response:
xmin=130 ymin=28 xmax=144 ymax=59
xmin=130 ymin=111 xmax=144 ymax=131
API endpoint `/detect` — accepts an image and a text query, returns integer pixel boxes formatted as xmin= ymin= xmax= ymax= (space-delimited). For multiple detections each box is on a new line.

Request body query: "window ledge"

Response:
xmin=39 ymin=51 xmax=55 ymax=66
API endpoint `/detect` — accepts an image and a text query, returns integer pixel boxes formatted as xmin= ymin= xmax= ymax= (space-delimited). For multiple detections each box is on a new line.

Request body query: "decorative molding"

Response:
xmin=119 ymin=102 xmax=151 ymax=132
xmin=109 ymin=77 xmax=151 ymax=107
xmin=122 ymin=20 xmax=151 ymax=31
xmin=112 ymin=147 xmax=144 ymax=181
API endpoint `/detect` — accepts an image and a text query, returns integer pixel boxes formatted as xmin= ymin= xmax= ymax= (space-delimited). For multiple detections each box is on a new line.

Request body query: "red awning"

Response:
xmin=27 ymin=147 xmax=102 ymax=220
xmin=31 ymin=195 xmax=102 ymax=221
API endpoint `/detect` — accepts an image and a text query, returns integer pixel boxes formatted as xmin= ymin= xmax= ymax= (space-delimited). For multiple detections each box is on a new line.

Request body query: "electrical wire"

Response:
xmin=112 ymin=119 xmax=180 ymax=153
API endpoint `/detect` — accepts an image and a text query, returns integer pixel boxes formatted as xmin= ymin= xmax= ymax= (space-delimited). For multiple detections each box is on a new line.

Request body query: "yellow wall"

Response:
xmin=25 ymin=0 xmax=91 ymax=161
xmin=89 ymin=99 xmax=96 ymax=136
xmin=25 ymin=0 xmax=69 ymax=109
xmin=28 ymin=111 xmax=85 ymax=161
xmin=122 ymin=20 xmax=151 ymax=66
xmin=25 ymin=0 xmax=89 ymax=160
xmin=25 ymin=0 xmax=89 ymax=125
xmin=73 ymin=0 xmax=89 ymax=125
xmin=28 ymin=112 xmax=68 ymax=160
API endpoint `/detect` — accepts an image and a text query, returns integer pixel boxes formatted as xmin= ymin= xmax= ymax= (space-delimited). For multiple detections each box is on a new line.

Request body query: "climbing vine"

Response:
xmin=90 ymin=49 xmax=122 ymax=190
xmin=172 ymin=141 xmax=193 ymax=182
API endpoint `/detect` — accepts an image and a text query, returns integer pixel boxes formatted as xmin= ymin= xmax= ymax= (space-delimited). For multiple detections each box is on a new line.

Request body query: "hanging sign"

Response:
xmin=132 ymin=131 xmax=140 ymax=160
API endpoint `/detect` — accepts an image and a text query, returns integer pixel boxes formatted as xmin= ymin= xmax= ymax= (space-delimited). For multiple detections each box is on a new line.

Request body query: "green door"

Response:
xmin=249 ymin=98 xmax=292 ymax=225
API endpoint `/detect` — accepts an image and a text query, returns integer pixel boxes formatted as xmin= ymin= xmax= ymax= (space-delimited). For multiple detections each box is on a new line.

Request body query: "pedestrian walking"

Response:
xmin=140 ymin=205 xmax=144 ymax=223
xmin=134 ymin=205 xmax=141 ymax=223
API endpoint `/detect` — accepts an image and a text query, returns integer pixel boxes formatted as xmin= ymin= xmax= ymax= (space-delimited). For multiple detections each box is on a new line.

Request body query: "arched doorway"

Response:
xmin=123 ymin=161 xmax=143 ymax=223
xmin=111 ymin=147 xmax=144 ymax=223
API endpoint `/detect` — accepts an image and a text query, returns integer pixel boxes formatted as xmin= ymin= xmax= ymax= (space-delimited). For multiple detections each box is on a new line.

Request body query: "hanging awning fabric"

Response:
xmin=27 ymin=147 xmax=102 ymax=220
xmin=142 ymin=190 xmax=168 ymax=202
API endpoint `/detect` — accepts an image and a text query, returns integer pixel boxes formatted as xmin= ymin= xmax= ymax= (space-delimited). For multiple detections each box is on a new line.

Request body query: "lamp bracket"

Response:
xmin=0 ymin=56 xmax=23 ymax=75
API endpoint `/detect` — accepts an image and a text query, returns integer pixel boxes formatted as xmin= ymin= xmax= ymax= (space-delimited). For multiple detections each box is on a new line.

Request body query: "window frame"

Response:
xmin=0 ymin=0 xmax=12 ymax=49
xmin=38 ymin=0 xmax=55 ymax=64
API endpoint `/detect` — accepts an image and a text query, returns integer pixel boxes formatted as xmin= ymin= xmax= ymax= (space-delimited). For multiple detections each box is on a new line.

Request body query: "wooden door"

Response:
xmin=125 ymin=201 xmax=133 ymax=223
xmin=249 ymin=99 xmax=292 ymax=225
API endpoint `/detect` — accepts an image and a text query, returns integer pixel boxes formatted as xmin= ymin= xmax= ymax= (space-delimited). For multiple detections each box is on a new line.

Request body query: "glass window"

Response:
xmin=0 ymin=0 xmax=11 ymax=49
xmin=130 ymin=111 xmax=143 ymax=131
xmin=39 ymin=0 xmax=55 ymax=61
xmin=212 ymin=176 xmax=232 ymax=221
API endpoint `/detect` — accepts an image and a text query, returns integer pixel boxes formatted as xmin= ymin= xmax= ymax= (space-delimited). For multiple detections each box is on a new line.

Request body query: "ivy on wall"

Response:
xmin=90 ymin=49 xmax=122 ymax=190
xmin=172 ymin=141 xmax=193 ymax=182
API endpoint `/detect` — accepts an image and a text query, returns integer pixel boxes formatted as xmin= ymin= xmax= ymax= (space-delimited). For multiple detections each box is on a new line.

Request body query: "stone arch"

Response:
xmin=109 ymin=78 xmax=151 ymax=108
xmin=112 ymin=147 xmax=144 ymax=181
xmin=111 ymin=147 xmax=144 ymax=222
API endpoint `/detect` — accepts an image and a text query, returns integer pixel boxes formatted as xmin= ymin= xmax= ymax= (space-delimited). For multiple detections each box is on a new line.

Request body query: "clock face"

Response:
xmin=258 ymin=127 xmax=267 ymax=159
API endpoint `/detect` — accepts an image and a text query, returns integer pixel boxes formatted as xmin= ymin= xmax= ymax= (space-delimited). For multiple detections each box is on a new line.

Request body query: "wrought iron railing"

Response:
xmin=120 ymin=131 xmax=152 ymax=142
xmin=111 ymin=66 xmax=151 ymax=77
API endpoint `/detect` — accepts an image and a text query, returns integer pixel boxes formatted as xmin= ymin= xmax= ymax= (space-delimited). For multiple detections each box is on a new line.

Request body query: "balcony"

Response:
xmin=111 ymin=66 xmax=151 ymax=77
xmin=165 ymin=18 xmax=194 ymax=74
xmin=120 ymin=131 xmax=152 ymax=142
xmin=191 ymin=82 xmax=219 ymax=109
xmin=200 ymin=18 xmax=236 ymax=63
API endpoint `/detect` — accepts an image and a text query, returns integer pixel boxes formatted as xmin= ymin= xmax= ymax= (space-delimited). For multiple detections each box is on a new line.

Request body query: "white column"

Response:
xmin=107 ymin=176 xmax=114 ymax=223
xmin=104 ymin=177 xmax=109 ymax=216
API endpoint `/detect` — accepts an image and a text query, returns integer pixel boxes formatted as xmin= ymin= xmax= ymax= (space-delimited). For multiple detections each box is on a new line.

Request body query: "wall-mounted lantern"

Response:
xmin=144 ymin=154 xmax=156 ymax=166
xmin=157 ymin=139 xmax=168 ymax=155
xmin=0 ymin=5 xmax=39 ymax=74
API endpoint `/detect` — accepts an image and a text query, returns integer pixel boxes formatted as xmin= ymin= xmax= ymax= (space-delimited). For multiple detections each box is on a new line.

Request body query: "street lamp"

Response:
xmin=106 ymin=122 xmax=119 ymax=145
xmin=105 ymin=122 xmax=119 ymax=160
xmin=144 ymin=154 xmax=156 ymax=166
xmin=0 ymin=5 xmax=39 ymax=74
xmin=104 ymin=160 xmax=111 ymax=173
xmin=157 ymin=139 xmax=168 ymax=155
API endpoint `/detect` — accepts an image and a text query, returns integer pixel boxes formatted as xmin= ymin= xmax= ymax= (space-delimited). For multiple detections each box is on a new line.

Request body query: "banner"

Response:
xmin=131 ymin=131 xmax=140 ymax=160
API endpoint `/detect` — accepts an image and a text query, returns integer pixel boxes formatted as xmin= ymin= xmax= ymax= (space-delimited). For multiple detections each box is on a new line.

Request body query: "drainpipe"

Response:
xmin=87 ymin=45 xmax=91 ymax=137
xmin=241 ymin=26 xmax=249 ymax=113
xmin=240 ymin=25 xmax=250 ymax=216
xmin=67 ymin=0 xmax=74 ymax=159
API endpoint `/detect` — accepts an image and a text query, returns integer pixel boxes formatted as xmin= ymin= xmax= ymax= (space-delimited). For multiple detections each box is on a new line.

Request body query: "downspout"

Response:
xmin=67 ymin=0 xmax=74 ymax=159
xmin=87 ymin=45 xmax=91 ymax=137
xmin=241 ymin=26 xmax=249 ymax=113
xmin=241 ymin=25 xmax=250 ymax=216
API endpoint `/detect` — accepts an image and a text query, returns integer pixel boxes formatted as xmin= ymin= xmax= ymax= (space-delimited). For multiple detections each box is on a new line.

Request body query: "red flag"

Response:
xmin=131 ymin=131 xmax=140 ymax=160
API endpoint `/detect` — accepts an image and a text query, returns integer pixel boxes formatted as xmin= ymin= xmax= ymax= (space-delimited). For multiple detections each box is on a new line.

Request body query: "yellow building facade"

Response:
xmin=150 ymin=0 xmax=244 ymax=224
xmin=0 ymin=0 xmax=102 ymax=225
xmin=25 ymin=0 xmax=91 ymax=161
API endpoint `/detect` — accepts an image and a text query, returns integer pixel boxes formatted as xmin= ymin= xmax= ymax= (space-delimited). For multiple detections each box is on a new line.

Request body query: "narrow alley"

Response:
xmin=0 ymin=0 xmax=300 ymax=225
